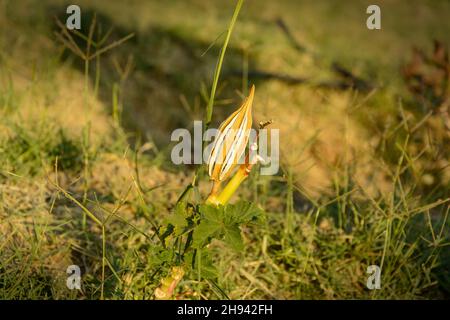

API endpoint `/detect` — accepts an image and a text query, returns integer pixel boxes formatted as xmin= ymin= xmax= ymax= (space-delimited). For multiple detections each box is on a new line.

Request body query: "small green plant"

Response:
xmin=153 ymin=200 xmax=263 ymax=299
xmin=150 ymin=0 xmax=275 ymax=299
xmin=153 ymin=75 xmax=269 ymax=300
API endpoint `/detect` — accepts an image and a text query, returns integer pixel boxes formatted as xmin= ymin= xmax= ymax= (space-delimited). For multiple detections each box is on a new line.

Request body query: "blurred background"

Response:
xmin=0 ymin=0 xmax=449 ymax=299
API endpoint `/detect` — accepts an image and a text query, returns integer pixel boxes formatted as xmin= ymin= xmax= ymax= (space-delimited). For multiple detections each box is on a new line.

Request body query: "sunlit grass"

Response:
xmin=0 ymin=0 xmax=449 ymax=300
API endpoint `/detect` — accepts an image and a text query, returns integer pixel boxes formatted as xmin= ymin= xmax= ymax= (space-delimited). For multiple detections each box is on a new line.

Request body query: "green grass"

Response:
xmin=0 ymin=0 xmax=450 ymax=299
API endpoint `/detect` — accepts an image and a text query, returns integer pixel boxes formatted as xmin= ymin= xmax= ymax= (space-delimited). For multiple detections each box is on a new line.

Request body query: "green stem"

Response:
xmin=209 ymin=166 xmax=248 ymax=205
xmin=101 ymin=225 xmax=106 ymax=300
xmin=197 ymin=249 xmax=202 ymax=300
xmin=94 ymin=54 xmax=101 ymax=98
xmin=285 ymin=168 xmax=294 ymax=234
xmin=205 ymin=0 xmax=244 ymax=126
xmin=193 ymin=0 xmax=245 ymax=188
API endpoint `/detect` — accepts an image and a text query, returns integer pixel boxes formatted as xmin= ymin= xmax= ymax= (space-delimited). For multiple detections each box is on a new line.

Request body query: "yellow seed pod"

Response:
xmin=208 ymin=85 xmax=255 ymax=182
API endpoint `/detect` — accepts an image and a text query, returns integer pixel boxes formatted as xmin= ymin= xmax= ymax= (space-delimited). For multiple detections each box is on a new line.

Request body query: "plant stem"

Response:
xmin=285 ymin=167 xmax=294 ymax=235
xmin=213 ymin=165 xmax=249 ymax=205
xmin=193 ymin=0 xmax=245 ymax=189
xmin=205 ymin=0 xmax=244 ymax=127
xmin=101 ymin=225 xmax=106 ymax=300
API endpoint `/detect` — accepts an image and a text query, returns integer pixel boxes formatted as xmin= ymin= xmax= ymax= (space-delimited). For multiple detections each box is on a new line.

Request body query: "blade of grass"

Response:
xmin=205 ymin=0 xmax=244 ymax=127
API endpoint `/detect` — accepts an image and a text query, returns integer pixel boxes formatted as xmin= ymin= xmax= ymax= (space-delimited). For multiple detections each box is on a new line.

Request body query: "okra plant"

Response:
xmin=154 ymin=84 xmax=272 ymax=299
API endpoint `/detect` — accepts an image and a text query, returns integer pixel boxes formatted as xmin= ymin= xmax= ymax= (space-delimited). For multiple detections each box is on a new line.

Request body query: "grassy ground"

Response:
xmin=0 ymin=0 xmax=449 ymax=299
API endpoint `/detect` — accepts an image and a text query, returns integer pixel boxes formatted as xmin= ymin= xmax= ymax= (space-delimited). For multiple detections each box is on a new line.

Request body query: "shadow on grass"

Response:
xmin=50 ymin=8 xmax=265 ymax=147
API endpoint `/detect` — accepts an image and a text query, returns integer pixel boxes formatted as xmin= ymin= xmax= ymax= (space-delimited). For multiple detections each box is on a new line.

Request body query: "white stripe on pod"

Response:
xmin=219 ymin=116 xmax=249 ymax=180
xmin=208 ymin=113 xmax=239 ymax=176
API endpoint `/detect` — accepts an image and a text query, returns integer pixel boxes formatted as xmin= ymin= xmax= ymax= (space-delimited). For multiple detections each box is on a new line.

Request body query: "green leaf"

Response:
xmin=196 ymin=251 xmax=219 ymax=280
xmin=192 ymin=204 xmax=222 ymax=248
xmin=223 ymin=225 xmax=244 ymax=251
xmin=147 ymin=245 xmax=172 ymax=269
xmin=225 ymin=201 xmax=263 ymax=224
xmin=184 ymin=250 xmax=218 ymax=280
xmin=191 ymin=202 xmax=262 ymax=250
xmin=199 ymin=203 xmax=223 ymax=221
xmin=164 ymin=202 xmax=189 ymax=236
